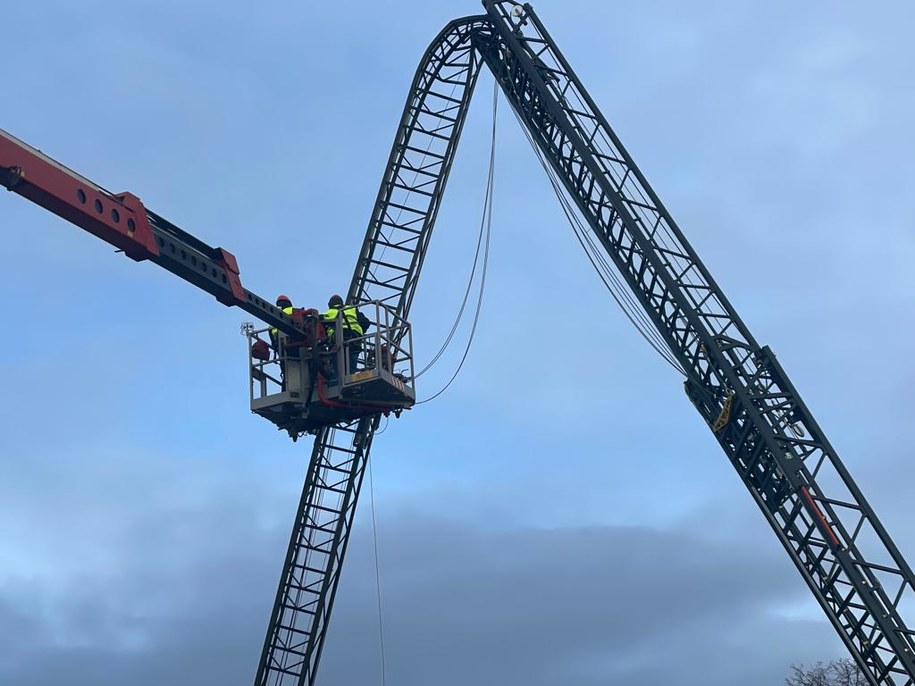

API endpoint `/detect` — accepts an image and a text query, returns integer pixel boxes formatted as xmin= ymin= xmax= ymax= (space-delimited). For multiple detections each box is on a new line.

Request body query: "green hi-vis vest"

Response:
xmin=321 ymin=306 xmax=363 ymax=338
xmin=270 ymin=306 xmax=295 ymax=339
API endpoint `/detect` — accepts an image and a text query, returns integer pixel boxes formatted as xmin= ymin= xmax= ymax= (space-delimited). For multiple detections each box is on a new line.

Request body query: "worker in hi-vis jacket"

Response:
xmin=321 ymin=294 xmax=370 ymax=379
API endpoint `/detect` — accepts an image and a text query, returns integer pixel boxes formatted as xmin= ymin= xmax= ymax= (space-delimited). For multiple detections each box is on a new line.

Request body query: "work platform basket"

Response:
xmin=244 ymin=300 xmax=415 ymax=439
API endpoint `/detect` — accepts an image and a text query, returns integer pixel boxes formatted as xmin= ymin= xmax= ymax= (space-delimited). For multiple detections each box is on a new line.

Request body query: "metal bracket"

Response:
xmin=712 ymin=391 xmax=734 ymax=432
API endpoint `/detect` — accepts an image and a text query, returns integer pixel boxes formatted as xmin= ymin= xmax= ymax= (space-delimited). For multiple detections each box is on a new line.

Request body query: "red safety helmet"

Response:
xmin=276 ymin=294 xmax=292 ymax=307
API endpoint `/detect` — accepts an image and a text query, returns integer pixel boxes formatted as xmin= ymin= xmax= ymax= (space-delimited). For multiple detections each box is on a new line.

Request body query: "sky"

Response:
xmin=1 ymin=0 xmax=914 ymax=684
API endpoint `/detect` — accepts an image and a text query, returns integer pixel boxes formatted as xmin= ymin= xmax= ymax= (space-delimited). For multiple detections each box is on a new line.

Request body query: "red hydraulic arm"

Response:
xmin=0 ymin=127 xmax=301 ymax=336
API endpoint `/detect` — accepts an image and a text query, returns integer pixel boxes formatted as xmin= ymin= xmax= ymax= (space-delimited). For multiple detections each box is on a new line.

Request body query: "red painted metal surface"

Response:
xmin=0 ymin=128 xmax=159 ymax=261
xmin=213 ymin=247 xmax=245 ymax=305
xmin=801 ymin=485 xmax=842 ymax=548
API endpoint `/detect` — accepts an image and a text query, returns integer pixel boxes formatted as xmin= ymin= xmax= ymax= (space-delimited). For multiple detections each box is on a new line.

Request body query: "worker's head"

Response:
xmin=276 ymin=294 xmax=292 ymax=308
xmin=328 ymin=294 xmax=344 ymax=309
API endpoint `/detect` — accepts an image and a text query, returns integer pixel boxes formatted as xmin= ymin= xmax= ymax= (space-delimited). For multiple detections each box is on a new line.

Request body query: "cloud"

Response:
xmin=0 ymin=467 xmax=847 ymax=686
xmin=2 ymin=1 xmax=915 ymax=684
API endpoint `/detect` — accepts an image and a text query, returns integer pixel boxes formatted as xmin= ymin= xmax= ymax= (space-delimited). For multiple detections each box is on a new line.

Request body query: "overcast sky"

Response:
xmin=2 ymin=1 xmax=914 ymax=684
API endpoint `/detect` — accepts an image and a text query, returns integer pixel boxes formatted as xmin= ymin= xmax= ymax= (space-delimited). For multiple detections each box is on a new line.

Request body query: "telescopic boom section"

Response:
xmin=0 ymin=128 xmax=301 ymax=337
xmin=475 ymin=2 xmax=915 ymax=684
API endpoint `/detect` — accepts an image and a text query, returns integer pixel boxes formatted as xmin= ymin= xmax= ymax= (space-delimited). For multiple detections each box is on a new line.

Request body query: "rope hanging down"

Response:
xmin=507 ymin=105 xmax=688 ymax=376
xmin=368 ymin=457 xmax=387 ymax=686
xmin=416 ymin=79 xmax=719 ymax=404
xmin=415 ymin=79 xmax=498 ymax=404
xmin=413 ymin=82 xmax=497 ymax=379
xmin=509 ymin=106 xmax=730 ymax=407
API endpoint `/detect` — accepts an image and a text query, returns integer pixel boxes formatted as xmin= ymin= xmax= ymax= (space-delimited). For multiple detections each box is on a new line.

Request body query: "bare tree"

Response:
xmin=787 ymin=661 xmax=831 ymax=686
xmin=786 ymin=659 xmax=867 ymax=686
xmin=831 ymin=659 xmax=868 ymax=686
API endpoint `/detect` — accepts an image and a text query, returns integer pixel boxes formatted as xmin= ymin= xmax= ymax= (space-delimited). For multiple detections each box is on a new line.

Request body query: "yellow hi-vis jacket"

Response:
xmin=270 ymin=306 xmax=295 ymax=341
xmin=321 ymin=305 xmax=363 ymax=338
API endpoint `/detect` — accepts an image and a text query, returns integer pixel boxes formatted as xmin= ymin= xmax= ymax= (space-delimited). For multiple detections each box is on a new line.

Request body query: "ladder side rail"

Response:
xmin=348 ymin=16 xmax=488 ymax=324
xmin=258 ymin=16 xmax=489 ymax=686
xmin=487 ymin=16 xmax=915 ymax=657
xmin=478 ymin=6 xmax=915 ymax=682
xmin=500 ymin=10 xmax=915 ymax=675
xmin=254 ymin=418 xmax=377 ymax=686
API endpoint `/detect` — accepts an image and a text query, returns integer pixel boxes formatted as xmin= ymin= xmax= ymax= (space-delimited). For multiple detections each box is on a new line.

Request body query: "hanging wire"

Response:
xmin=510 ymin=105 xmax=736 ymax=407
xmin=415 ymin=79 xmax=498 ymax=405
xmin=508 ymin=104 xmax=687 ymax=375
xmin=530 ymin=147 xmax=681 ymax=371
xmin=367 ymin=457 xmax=387 ymax=686
xmin=413 ymin=157 xmax=491 ymax=379
xmin=534 ymin=147 xmax=681 ymax=371
xmin=411 ymin=77 xmax=727 ymax=407
xmin=374 ymin=415 xmax=391 ymax=436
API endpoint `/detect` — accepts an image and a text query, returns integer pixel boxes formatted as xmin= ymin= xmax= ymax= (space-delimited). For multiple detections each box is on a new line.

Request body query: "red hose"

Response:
xmin=801 ymin=485 xmax=841 ymax=547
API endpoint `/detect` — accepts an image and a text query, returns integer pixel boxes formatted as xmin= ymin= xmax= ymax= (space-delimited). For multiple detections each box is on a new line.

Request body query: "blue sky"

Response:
xmin=2 ymin=1 xmax=914 ymax=684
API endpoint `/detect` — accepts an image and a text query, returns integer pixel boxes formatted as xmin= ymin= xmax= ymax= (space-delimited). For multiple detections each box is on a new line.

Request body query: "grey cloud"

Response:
xmin=2 ymin=0 xmax=914 ymax=684
xmin=1 ymin=498 xmax=846 ymax=686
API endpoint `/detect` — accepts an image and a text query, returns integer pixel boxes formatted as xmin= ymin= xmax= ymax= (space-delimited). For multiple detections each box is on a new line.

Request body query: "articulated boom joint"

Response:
xmin=115 ymin=191 xmax=159 ymax=262
xmin=213 ymin=247 xmax=246 ymax=305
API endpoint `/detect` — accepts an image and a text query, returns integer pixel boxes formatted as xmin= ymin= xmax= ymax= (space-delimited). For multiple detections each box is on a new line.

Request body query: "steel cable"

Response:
xmin=508 ymin=105 xmax=686 ymax=375
xmin=415 ymin=79 xmax=498 ymax=404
